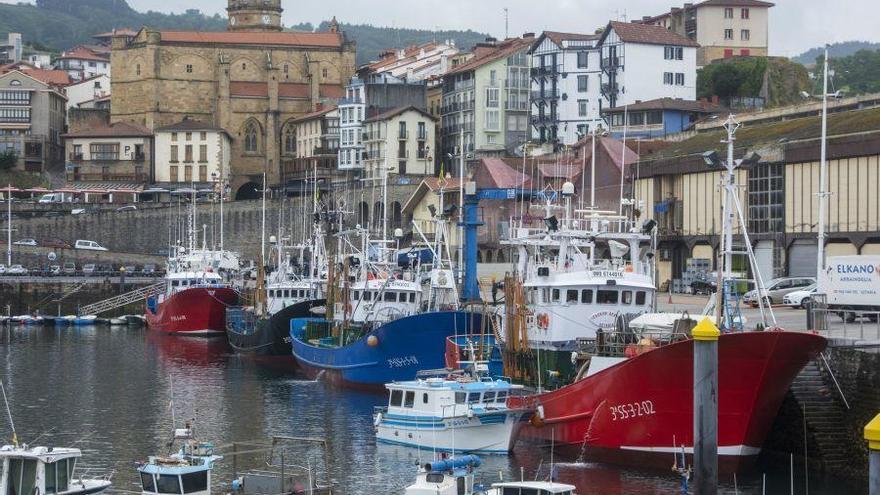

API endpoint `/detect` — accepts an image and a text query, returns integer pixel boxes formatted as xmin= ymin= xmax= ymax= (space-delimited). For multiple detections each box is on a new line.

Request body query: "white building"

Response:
xmin=54 ymin=46 xmax=111 ymax=82
xmin=154 ymin=118 xmax=231 ymax=186
xmin=65 ymin=74 xmax=110 ymax=116
xmin=529 ymin=31 xmax=604 ymax=149
xmin=597 ymin=21 xmax=698 ymax=110
xmin=338 ymin=79 xmax=366 ymax=172
xmin=365 ymin=41 xmax=460 ymax=82
xmin=0 ymin=33 xmax=22 ymax=65
xmin=363 ymin=106 xmax=436 ymax=179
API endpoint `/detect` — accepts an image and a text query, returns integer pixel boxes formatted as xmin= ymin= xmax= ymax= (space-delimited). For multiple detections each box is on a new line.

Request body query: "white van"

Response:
xmin=38 ymin=193 xmax=65 ymax=204
xmin=75 ymin=240 xmax=109 ymax=252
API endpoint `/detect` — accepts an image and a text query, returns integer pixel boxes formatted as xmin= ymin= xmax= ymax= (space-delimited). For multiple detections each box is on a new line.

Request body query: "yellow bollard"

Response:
xmin=693 ymin=317 xmax=721 ymax=494
xmin=867 ymin=413 xmax=880 ymax=494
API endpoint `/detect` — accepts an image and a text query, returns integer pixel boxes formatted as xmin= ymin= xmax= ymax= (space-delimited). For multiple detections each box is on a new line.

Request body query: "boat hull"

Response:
xmin=146 ymin=287 xmax=238 ymax=336
xmin=291 ymin=311 xmax=484 ymax=390
xmin=375 ymin=409 xmax=526 ymax=454
xmin=508 ymin=331 xmax=826 ymax=470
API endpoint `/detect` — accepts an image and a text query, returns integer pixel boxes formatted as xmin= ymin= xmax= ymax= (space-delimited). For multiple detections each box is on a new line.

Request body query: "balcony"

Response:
xmin=313 ymin=146 xmax=338 ymax=156
xmin=601 ymin=57 xmax=622 ymax=69
xmin=530 ymin=64 xmax=562 ymax=78
xmin=530 ymin=114 xmax=557 ymax=126
xmin=67 ymin=171 xmax=149 ymax=183
xmin=505 ymin=101 xmax=529 ymax=111
xmin=530 ymin=89 xmax=560 ymax=101
xmin=504 ymin=79 xmax=529 ymax=90
xmin=398 ymin=130 xmax=409 ymax=140
xmin=600 ymin=83 xmax=619 ymax=98
xmin=339 ymin=96 xmax=363 ymax=105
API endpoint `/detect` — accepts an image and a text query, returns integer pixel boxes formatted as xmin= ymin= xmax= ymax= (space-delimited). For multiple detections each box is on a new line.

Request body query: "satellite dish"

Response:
xmin=48 ymin=252 xmax=57 ymax=261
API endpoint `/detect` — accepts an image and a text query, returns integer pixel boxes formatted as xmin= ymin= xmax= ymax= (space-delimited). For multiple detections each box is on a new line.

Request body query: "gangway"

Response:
xmin=79 ymin=282 xmax=164 ymax=315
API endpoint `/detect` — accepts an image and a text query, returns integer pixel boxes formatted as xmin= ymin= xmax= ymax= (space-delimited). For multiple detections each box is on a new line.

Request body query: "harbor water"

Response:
xmin=0 ymin=325 xmax=865 ymax=494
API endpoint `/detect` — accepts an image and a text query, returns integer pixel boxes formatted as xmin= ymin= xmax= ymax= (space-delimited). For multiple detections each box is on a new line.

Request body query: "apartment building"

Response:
xmin=281 ymin=106 xmax=340 ymax=185
xmin=154 ymin=118 xmax=231 ymax=187
xmin=63 ymin=121 xmax=153 ymax=184
xmin=440 ymin=35 xmax=533 ymax=169
xmin=529 ymin=31 xmax=603 ymax=149
xmin=597 ymin=21 xmax=698 ymax=110
xmin=363 ymin=106 xmax=436 ymax=179
xmin=65 ymin=75 xmax=111 ymax=118
xmin=0 ymin=33 xmax=22 ymax=65
xmin=54 ymin=46 xmax=111 ymax=82
xmin=639 ymin=0 xmax=773 ymax=66
xmin=0 ymin=70 xmax=67 ymax=173
xmin=365 ymin=41 xmax=460 ymax=82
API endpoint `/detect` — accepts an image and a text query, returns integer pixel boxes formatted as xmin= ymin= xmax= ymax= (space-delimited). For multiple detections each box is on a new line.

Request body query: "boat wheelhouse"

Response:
xmin=137 ymin=428 xmax=221 ymax=495
xmin=0 ymin=445 xmax=112 ymax=495
xmin=375 ymin=375 xmax=526 ymax=454
xmin=403 ymin=456 xmax=481 ymax=495
xmin=485 ymin=482 xmax=577 ymax=495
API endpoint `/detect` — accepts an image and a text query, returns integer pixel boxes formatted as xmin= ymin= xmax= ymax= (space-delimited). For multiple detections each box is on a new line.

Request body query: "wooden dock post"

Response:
xmin=693 ymin=318 xmax=720 ymax=494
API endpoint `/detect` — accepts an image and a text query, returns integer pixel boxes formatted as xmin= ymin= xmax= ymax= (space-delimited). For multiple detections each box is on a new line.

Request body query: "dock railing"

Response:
xmin=809 ymin=304 xmax=880 ymax=342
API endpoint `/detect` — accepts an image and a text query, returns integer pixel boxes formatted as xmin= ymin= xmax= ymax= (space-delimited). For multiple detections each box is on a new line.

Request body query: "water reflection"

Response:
xmin=0 ymin=325 xmax=865 ymax=494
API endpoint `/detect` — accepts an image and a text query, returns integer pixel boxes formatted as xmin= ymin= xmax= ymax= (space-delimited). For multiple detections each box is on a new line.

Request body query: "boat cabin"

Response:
xmin=0 ymin=445 xmax=111 ymax=495
xmin=266 ymin=281 xmax=324 ymax=316
xmin=166 ymin=272 xmax=226 ymax=295
xmin=385 ymin=377 xmax=516 ymax=419
xmin=489 ymin=481 xmax=577 ymax=495
xmin=138 ymin=430 xmax=221 ymax=495
xmin=338 ymin=278 xmax=422 ymax=324
xmin=404 ymin=456 xmax=480 ymax=495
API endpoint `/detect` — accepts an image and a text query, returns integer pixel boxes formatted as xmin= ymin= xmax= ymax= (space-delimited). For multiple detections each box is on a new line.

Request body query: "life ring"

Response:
xmin=537 ymin=313 xmax=550 ymax=329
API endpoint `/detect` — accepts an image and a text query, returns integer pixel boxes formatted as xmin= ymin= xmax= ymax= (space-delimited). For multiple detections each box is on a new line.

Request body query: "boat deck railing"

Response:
xmin=226 ymin=307 xmax=257 ymax=336
xmin=577 ymin=330 xmax=691 ymax=358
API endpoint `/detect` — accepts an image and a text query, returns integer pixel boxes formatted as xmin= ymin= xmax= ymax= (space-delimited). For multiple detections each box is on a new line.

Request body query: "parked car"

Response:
xmin=43 ymin=238 xmax=73 ymax=249
xmin=142 ymin=263 xmax=156 ymax=276
xmin=116 ymin=205 xmax=137 ymax=212
xmin=38 ymin=193 xmax=64 ymax=204
xmin=75 ymin=239 xmax=108 ymax=252
xmin=82 ymin=264 xmax=97 ymax=276
xmin=0 ymin=264 xmax=5 ymax=275
xmin=62 ymin=262 xmax=76 ymax=275
xmin=743 ymin=277 xmax=817 ymax=306
xmin=783 ymin=284 xmax=818 ymax=309
xmin=6 ymin=265 xmax=28 ymax=275
xmin=123 ymin=264 xmax=137 ymax=274
xmin=13 ymin=239 xmax=37 ymax=246
xmin=49 ymin=264 xmax=61 ymax=276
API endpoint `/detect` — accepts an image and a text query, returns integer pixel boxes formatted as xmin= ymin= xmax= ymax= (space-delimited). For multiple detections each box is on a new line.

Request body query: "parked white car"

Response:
xmin=7 ymin=264 xmax=28 ymax=275
xmin=75 ymin=239 xmax=109 ymax=252
xmin=783 ymin=284 xmax=818 ymax=309
xmin=13 ymin=238 xmax=37 ymax=246
xmin=0 ymin=264 xmax=5 ymax=274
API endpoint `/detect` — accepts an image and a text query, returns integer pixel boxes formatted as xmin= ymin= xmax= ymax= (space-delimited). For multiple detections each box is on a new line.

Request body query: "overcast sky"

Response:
xmin=9 ymin=0 xmax=879 ymax=57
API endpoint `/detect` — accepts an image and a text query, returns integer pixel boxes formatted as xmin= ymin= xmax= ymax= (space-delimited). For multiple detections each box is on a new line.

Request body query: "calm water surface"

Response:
xmin=0 ymin=325 xmax=864 ymax=494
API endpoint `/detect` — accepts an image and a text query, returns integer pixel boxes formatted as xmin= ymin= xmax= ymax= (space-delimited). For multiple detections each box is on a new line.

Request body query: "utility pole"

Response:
xmin=816 ymin=45 xmax=830 ymax=280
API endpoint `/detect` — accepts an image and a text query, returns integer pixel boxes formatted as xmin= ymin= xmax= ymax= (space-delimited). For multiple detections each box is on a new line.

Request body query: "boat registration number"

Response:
xmin=388 ymin=355 xmax=420 ymax=368
xmin=609 ymin=400 xmax=655 ymax=421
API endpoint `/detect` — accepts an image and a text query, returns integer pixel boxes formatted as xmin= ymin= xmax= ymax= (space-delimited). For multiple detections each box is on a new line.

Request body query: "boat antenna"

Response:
xmin=169 ymin=374 xmax=177 ymax=429
xmin=0 ymin=380 xmax=17 ymax=446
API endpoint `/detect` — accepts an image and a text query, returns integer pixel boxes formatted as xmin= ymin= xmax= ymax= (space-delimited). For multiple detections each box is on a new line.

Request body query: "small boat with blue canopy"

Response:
xmin=137 ymin=424 xmax=221 ymax=495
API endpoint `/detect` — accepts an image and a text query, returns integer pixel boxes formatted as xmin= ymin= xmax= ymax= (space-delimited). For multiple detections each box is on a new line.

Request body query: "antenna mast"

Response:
xmin=0 ymin=380 xmax=17 ymax=446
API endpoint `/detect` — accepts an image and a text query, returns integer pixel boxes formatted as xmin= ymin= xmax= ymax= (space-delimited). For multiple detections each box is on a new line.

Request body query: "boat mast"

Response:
xmin=261 ymin=170 xmax=267 ymax=265
xmin=816 ymin=45 xmax=830 ymax=280
xmin=0 ymin=380 xmax=16 ymax=446
xmin=6 ymin=184 xmax=11 ymax=267
xmin=715 ymin=116 xmax=738 ymax=325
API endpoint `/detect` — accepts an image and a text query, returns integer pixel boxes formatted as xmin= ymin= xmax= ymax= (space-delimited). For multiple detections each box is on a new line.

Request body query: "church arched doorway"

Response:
xmin=236 ymin=182 xmax=261 ymax=201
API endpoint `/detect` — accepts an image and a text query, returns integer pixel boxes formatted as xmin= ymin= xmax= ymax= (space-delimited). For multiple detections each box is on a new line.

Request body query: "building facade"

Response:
xmin=440 ymin=36 xmax=533 ymax=168
xmin=54 ymin=46 xmax=111 ymax=82
xmin=365 ymin=41 xmax=460 ymax=82
xmin=110 ymin=0 xmax=356 ymax=198
xmin=154 ymin=118 xmax=231 ymax=187
xmin=597 ymin=21 xmax=699 ymax=110
xmin=63 ymin=122 xmax=153 ymax=184
xmin=281 ymin=106 xmax=340 ymax=185
xmin=364 ymin=106 xmax=436 ymax=179
xmin=0 ymin=33 xmax=22 ymax=65
xmin=65 ymin=75 xmax=111 ymax=119
xmin=639 ymin=0 xmax=773 ymax=66
xmin=529 ymin=31 xmax=603 ymax=149
xmin=0 ymin=70 xmax=66 ymax=173
xmin=603 ymin=97 xmax=724 ymax=138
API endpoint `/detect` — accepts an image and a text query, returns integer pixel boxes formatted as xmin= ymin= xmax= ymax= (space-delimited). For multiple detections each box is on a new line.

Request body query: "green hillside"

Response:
xmin=0 ymin=0 xmax=488 ymax=67
xmin=793 ymin=41 xmax=880 ymax=66
xmin=697 ymin=56 xmax=811 ymax=109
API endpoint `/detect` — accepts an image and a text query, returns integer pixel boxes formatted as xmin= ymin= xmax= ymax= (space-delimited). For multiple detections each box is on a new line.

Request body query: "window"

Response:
xmin=170 ymin=165 xmax=178 ymax=182
xmin=0 ymin=107 xmax=30 ymax=123
xmin=185 ymin=64 xmax=193 ymax=73
xmin=636 ymin=291 xmax=647 ymax=305
xmin=181 ymin=472 xmax=208 ymax=494
xmin=467 ymin=392 xmax=481 ymax=404
xmin=578 ymin=99 xmax=588 ymax=117
xmin=0 ymin=90 xmax=29 ymax=105
xmin=622 ymin=291 xmax=633 ymax=304
xmin=566 ymin=290 xmax=579 ymax=303
xmin=184 ymin=145 xmax=193 ymax=163
xmin=485 ymin=110 xmax=500 ymax=131
xmin=724 ymin=7 xmax=734 ymax=18
xmin=170 ymin=145 xmax=179 ymax=162
xmin=184 ymin=166 xmax=192 ymax=182
xmin=284 ymin=125 xmax=296 ymax=155
xmin=675 ymin=73 xmax=685 ymax=86
xmin=136 ymin=64 xmax=141 ymax=76
xmin=200 ymin=131 xmax=207 ymax=141
xmin=577 ymin=51 xmax=588 ymax=68
xmin=384 ymin=291 xmax=396 ymax=302
xmin=486 ymin=87 xmax=499 ymax=108
xmin=483 ymin=391 xmax=496 ymax=402
xmin=577 ymin=75 xmax=588 ymax=92
xmin=724 ymin=29 xmax=734 ymax=40
xmin=141 ymin=473 xmax=156 ymax=493
xmin=748 ymin=163 xmax=784 ymax=234
xmin=90 ymin=143 xmax=119 ymax=160
xmin=426 ymin=474 xmax=445 ymax=483
xmin=597 ymin=290 xmax=619 ymax=304
xmin=322 ymin=67 xmax=329 ymax=79
xmin=390 ymin=389 xmax=403 ymax=406
xmin=46 ymin=461 xmax=58 ymax=494
xmin=199 ymin=165 xmax=207 ymax=182
xmin=552 ymin=289 xmax=560 ymax=302
xmin=185 ymin=132 xmax=192 ymax=141
xmin=156 ymin=474 xmax=181 ymax=495
xmin=398 ymin=121 xmax=407 ymax=139
xmin=404 ymin=391 xmax=415 ymax=408
xmin=741 ymin=8 xmax=750 ymax=19
xmin=628 ymin=112 xmax=644 ymax=126
xmin=423 ymin=393 xmax=429 ymax=404
xmin=676 ymin=47 xmax=684 ymax=60
xmin=663 ymin=72 xmax=674 ymax=85
xmin=496 ymin=391 xmax=507 ymax=402
xmin=244 ymin=122 xmax=259 ymax=152
xmin=741 ymin=29 xmax=750 ymax=41
xmin=581 ymin=289 xmax=593 ymax=303
xmin=664 ymin=46 xmax=675 ymax=60
xmin=199 ymin=144 xmax=207 ymax=162
xmin=171 ymin=132 xmax=178 ymax=142
xmin=455 ymin=392 xmax=466 ymax=404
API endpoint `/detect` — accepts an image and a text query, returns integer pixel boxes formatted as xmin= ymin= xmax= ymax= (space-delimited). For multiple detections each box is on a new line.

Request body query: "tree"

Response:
xmin=0 ymin=150 xmax=17 ymax=171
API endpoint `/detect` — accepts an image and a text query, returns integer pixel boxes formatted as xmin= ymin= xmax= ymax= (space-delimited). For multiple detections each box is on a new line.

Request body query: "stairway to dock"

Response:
xmin=78 ymin=282 xmax=164 ymax=316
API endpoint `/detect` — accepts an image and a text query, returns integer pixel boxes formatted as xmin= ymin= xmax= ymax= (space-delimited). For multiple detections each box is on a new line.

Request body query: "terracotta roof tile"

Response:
xmin=603 ymin=21 xmax=700 ymax=48
xmin=543 ymin=31 xmax=600 ymax=47
xmin=446 ymin=37 xmax=533 ymax=75
xmin=159 ymin=30 xmax=343 ymax=48
xmin=364 ymin=105 xmax=435 ymax=123
xmin=696 ymin=0 xmax=774 ymax=7
xmin=0 ymin=67 xmax=72 ymax=88
xmin=289 ymin=105 xmax=337 ymax=124
xmin=604 ymin=97 xmax=726 ymax=113
xmin=57 ymin=46 xmax=110 ymax=62
xmin=63 ymin=122 xmax=152 ymax=138
xmin=475 ymin=157 xmax=533 ymax=189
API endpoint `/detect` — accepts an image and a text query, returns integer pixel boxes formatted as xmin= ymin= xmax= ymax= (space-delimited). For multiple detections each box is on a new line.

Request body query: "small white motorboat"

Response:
xmin=137 ymin=424 xmax=221 ymax=495
xmin=109 ymin=317 xmax=127 ymax=326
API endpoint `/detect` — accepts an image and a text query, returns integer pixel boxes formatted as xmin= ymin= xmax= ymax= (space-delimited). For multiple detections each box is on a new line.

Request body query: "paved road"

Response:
xmin=658 ymin=293 xmax=880 ymax=342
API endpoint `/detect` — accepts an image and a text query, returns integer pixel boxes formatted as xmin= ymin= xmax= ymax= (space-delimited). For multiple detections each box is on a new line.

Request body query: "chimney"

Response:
xmin=684 ymin=2 xmax=693 ymax=8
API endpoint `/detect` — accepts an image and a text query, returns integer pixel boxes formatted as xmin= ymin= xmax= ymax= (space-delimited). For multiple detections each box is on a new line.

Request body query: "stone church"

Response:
xmin=110 ymin=0 xmax=356 ymax=198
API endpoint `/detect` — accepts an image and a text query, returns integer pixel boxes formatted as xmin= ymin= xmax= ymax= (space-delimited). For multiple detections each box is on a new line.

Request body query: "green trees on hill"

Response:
xmin=819 ymin=50 xmax=880 ymax=96
xmin=697 ymin=57 xmax=811 ymax=108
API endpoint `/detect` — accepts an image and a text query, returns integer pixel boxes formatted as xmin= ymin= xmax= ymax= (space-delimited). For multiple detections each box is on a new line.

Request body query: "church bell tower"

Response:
xmin=227 ymin=0 xmax=283 ymax=32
